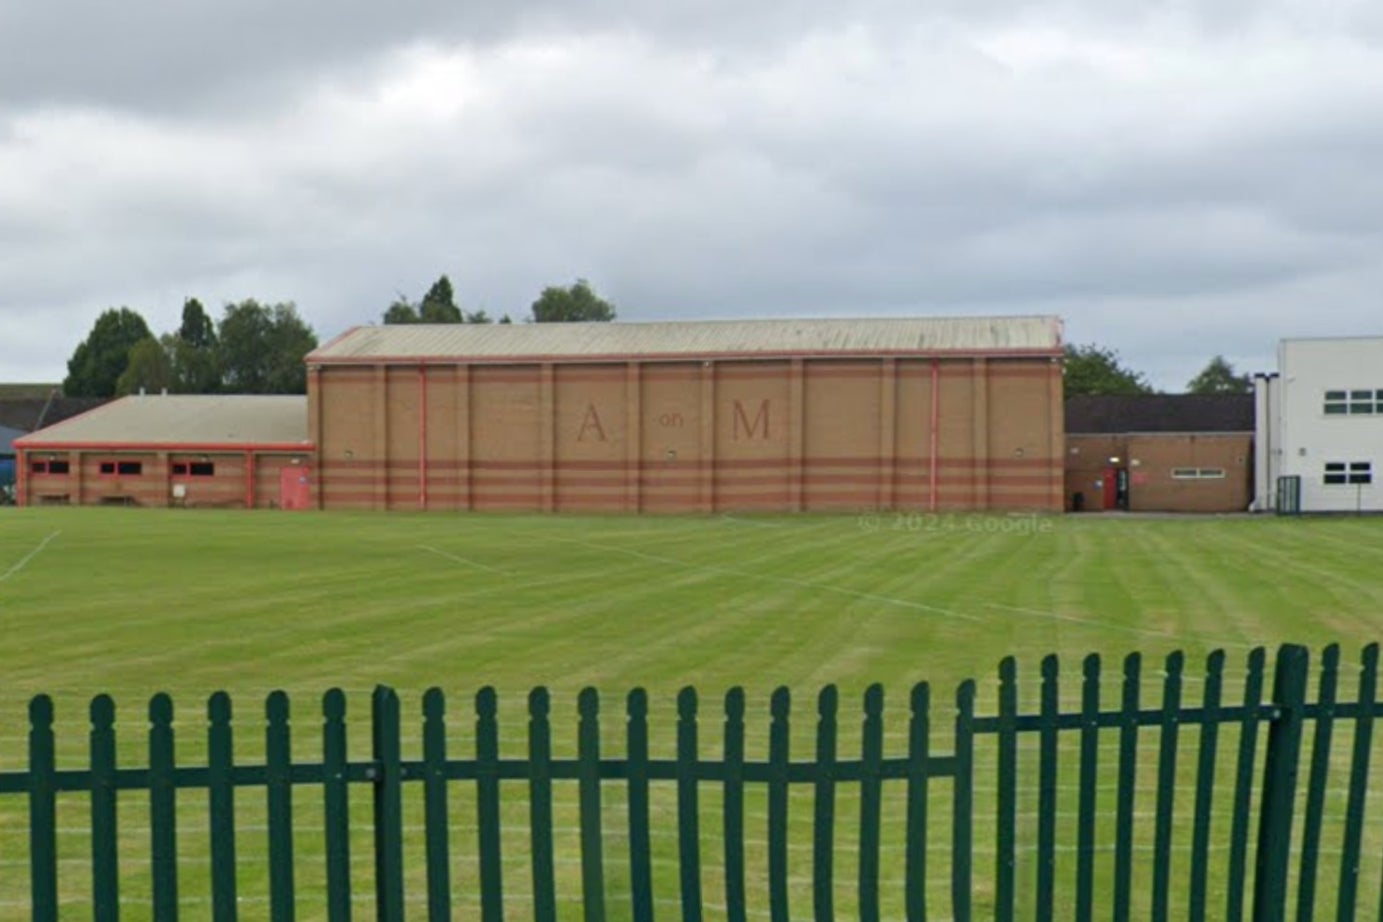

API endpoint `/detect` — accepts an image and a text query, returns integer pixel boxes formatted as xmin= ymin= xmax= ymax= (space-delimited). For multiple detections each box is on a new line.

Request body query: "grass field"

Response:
xmin=1 ymin=507 xmax=1382 ymax=919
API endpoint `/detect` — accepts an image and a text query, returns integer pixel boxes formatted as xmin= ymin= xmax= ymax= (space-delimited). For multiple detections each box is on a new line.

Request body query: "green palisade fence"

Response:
xmin=5 ymin=643 xmax=1383 ymax=919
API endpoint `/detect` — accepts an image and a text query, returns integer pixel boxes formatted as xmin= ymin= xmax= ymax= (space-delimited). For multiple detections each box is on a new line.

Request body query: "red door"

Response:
xmin=279 ymin=465 xmax=311 ymax=510
xmin=1102 ymin=466 xmax=1119 ymax=510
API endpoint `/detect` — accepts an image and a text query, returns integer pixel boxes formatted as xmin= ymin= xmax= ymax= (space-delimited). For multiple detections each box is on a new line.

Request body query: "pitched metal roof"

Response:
xmin=15 ymin=395 xmax=310 ymax=449
xmin=309 ymin=316 xmax=1063 ymax=364
xmin=1065 ymin=395 xmax=1255 ymax=434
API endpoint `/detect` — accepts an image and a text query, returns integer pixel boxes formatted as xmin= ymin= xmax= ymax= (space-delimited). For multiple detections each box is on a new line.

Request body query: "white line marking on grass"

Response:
xmin=719 ymin=514 xmax=786 ymax=528
xmin=0 ymin=531 xmax=60 ymax=586
xmin=546 ymin=537 xmax=980 ymax=622
xmin=417 ymin=544 xmax=510 ymax=575
xmin=982 ymin=602 xmax=1254 ymax=649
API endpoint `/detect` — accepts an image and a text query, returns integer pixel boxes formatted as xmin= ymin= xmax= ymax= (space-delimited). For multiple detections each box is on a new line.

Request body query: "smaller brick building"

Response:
xmin=1065 ymin=395 xmax=1254 ymax=513
xmin=14 ymin=395 xmax=313 ymax=509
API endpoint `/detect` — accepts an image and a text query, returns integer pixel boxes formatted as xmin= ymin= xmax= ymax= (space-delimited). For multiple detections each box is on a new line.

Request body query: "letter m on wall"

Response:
xmin=733 ymin=399 xmax=770 ymax=440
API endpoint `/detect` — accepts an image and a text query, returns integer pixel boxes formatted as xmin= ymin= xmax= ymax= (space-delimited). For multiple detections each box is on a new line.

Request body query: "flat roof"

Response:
xmin=15 ymin=395 xmax=310 ymax=450
xmin=1065 ymin=394 xmax=1255 ymax=434
xmin=309 ymin=315 xmax=1064 ymax=365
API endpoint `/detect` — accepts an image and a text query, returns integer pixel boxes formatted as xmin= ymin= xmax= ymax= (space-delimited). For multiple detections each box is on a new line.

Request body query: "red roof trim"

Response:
xmin=13 ymin=439 xmax=315 ymax=452
xmin=311 ymin=346 xmax=1063 ymax=367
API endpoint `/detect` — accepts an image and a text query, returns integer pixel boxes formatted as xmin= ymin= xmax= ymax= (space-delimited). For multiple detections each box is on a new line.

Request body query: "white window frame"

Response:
xmin=1323 ymin=388 xmax=1383 ymax=415
xmin=1171 ymin=467 xmax=1227 ymax=481
xmin=1325 ymin=461 xmax=1373 ymax=486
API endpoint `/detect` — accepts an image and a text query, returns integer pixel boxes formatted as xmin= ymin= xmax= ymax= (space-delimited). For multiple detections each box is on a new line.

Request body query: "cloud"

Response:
xmin=0 ymin=1 xmax=1380 ymax=389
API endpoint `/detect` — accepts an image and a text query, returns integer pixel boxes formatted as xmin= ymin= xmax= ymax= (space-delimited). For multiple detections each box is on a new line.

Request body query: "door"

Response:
xmin=279 ymin=465 xmax=311 ymax=510
xmin=1102 ymin=466 xmax=1119 ymax=510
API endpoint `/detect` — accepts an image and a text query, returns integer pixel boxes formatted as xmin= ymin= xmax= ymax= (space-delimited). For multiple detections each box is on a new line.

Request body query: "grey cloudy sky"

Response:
xmin=2 ymin=0 xmax=1380 ymax=390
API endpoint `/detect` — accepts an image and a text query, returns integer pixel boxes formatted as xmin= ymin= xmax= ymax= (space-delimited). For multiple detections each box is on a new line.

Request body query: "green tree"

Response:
xmin=529 ymin=279 xmax=617 ymax=323
xmin=62 ymin=307 xmax=154 ymax=397
xmin=383 ymin=298 xmax=420 ymax=324
xmin=169 ymin=298 xmax=221 ymax=392
xmin=1063 ymin=343 xmax=1154 ymax=397
xmin=115 ymin=337 xmax=175 ymax=396
xmin=177 ymin=297 xmax=217 ymax=349
xmin=384 ymin=276 xmax=494 ymax=325
xmin=1186 ymin=355 xmax=1251 ymax=395
xmin=419 ymin=275 xmax=463 ymax=323
xmin=218 ymin=300 xmax=318 ymax=393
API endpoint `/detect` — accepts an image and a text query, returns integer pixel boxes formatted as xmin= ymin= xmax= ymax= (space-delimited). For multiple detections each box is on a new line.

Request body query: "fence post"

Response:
xmin=678 ymin=687 xmax=704 ymax=922
xmin=373 ymin=685 xmax=405 ymax=922
xmin=423 ymin=688 xmax=452 ymax=922
xmin=578 ymin=687 xmax=607 ymax=922
xmin=1252 ymin=644 xmax=1309 ymax=922
xmin=951 ymin=680 xmax=976 ymax=922
xmin=29 ymin=695 xmax=57 ymax=922
xmin=476 ymin=688 xmax=504 ymax=922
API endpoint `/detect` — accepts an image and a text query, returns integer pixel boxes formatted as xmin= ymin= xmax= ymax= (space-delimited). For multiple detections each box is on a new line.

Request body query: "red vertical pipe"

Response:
xmin=15 ymin=449 xmax=24 ymax=507
xmin=418 ymin=364 xmax=428 ymax=511
xmin=929 ymin=358 xmax=940 ymax=512
xmin=244 ymin=451 xmax=255 ymax=509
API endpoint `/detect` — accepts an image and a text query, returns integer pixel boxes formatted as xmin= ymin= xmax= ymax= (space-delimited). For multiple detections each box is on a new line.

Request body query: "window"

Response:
xmin=171 ymin=463 xmax=188 ymax=476
xmin=30 ymin=461 xmax=45 ymax=474
xmin=99 ymin=462 xmax=115 ymax=475
xmin=1325 ymin=462 xmax=1372 ymax=485
xmin=1171 ymin=468 xmax=1226 ymax=480
xmin=49 ymin=460 xmax=69 ymax=475
xmin=189 ymin=462 xmax=215 ymax=477
xmin=29 ymin=460 xmax=70 ymax=475
xmin=1324 ymin=389 xmax=1383 ymax=415
xmin=117 ymin=461 xmax=142 ymax=476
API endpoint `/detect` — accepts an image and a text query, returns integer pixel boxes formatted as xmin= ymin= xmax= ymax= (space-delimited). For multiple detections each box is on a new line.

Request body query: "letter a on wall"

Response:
xmin=578 ymin=403 xmax=608 ymax=442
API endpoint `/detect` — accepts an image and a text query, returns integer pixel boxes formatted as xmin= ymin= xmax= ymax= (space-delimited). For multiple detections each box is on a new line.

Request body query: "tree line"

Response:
xmin=61 ymin=275 xmax=1243 ymax=399
xmin=1064 ymin=344 xmax=1253 ymax=396
xmin=61 ymin=276 xmax=618 ymax=397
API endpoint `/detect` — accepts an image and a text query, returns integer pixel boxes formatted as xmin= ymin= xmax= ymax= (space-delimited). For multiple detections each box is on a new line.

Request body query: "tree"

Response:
xmin=1186 ymin=355 xmax=1251 ymax=395
xmin=419 ymin=275 xmax=463 ymax=323
xmin=218 ymin=300 xmax=318 ymax=393
xmin=62 ymin=307 xmax=154 ymax=397
xmin=383 ymin=298 xmax=420 ymax=324
xmin=169 ymin=298 xmax=221 ymax=393
xmin=1063 ymin=343 xmax=1154 ymax=397
xmin=177 ymin=298 xmax=217 ymax=349
xmin=115 ymin=337 xmax=174 ymax=396
xmin=529 ymin=279 xmax=617 ymax=323
xmin=383 ymin=276 xmax=495 ymax=325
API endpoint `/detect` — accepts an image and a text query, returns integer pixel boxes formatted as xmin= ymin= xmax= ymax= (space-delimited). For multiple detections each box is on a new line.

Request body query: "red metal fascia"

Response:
xmin=14 ymin=448 xmax=25 ymax=507
xmin=418 ymin=365 xmax=428 ymax=511
xmin=11 ymin=440 xmax=315 ymax=453
xmin=244 ymin=450 xmax=255 ymax=509
xmin=929 ymin=358 xmax=940 ymax=513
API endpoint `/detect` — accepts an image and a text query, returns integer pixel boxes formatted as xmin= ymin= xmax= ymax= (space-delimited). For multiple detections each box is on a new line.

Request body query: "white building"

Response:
xmin=1255 ymin=336 xmax=1383 ymax=513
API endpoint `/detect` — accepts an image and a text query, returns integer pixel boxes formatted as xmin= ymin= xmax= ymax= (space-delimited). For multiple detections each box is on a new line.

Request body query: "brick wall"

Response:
xmin=312 ymin=355 xmax=1064 ymax=513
